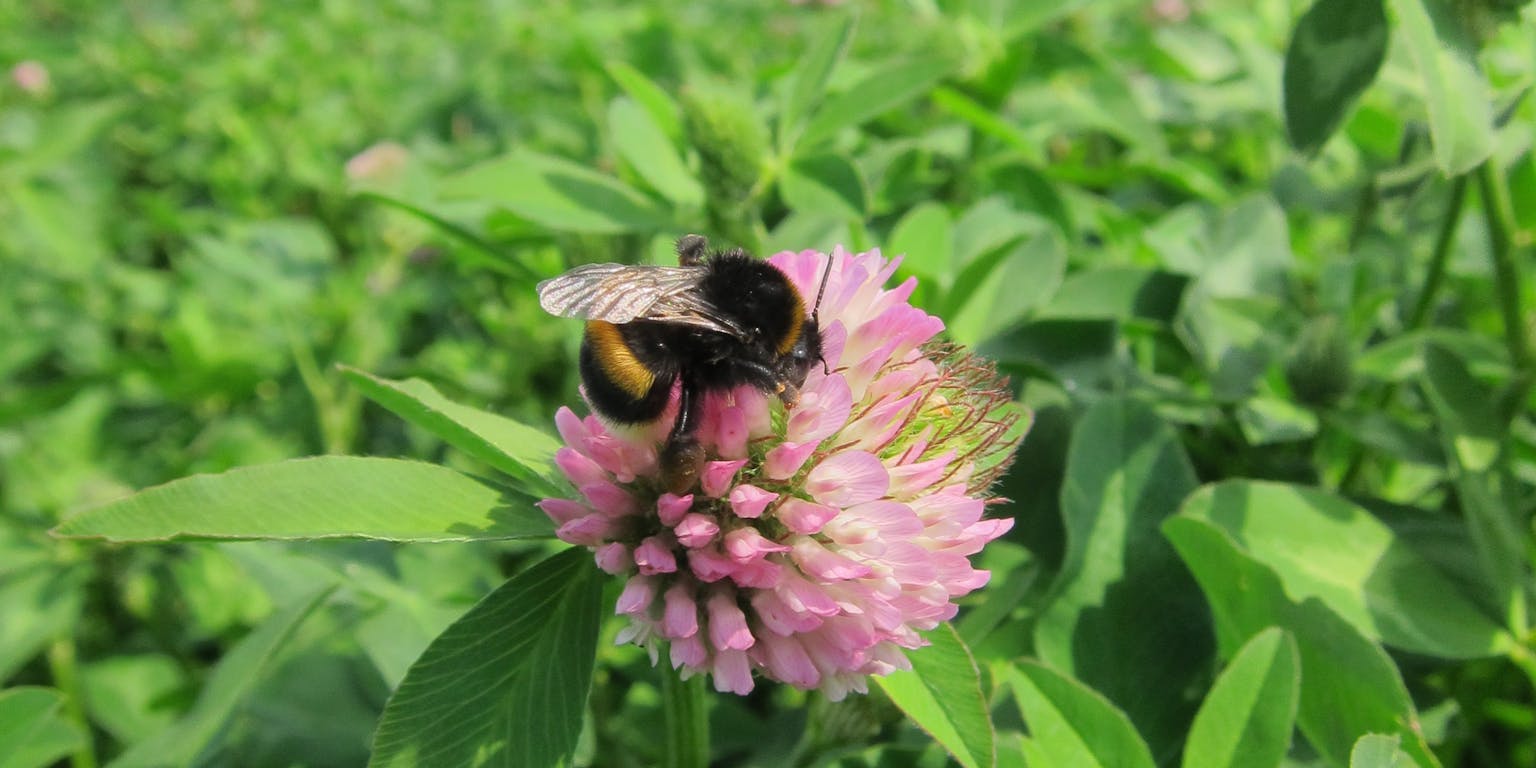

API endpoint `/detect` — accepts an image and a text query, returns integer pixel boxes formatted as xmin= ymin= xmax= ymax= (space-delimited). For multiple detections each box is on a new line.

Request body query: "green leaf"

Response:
xmin=1005 ymin=660 xmax=1156 ymax=768
xmin=604 ymin=61 xmax=683 ymax=142
xmin=779 ymin=14 xmax=855 ymax=151
xmin=1037 ymin=267 xmax=1189 ymax=323
xmin=1283 ymin=0 xmax=1389 ymax=154
xmin=1420 ymin=342 xmax=1505 ymax=472
xmin=80 ymin=654 xmax=185 ymax=744
xmin=1181 ymin=628 xmax=1300 ymax=768
xmin=355 ymin=192 xmax=538 ymax=281
xmin=370 ymin=548 xmax=603 ymax=768
xmin=441 ymin=148 xmax=671 ymax=234
xmin=53 ymin=457 xmax=553 ymax=542
xmin=780 ymin=153 xmax=867 ymax=220
xmin=1421 ymin=343 xmax=1526 ymax=637
xmin=0 ymin=688 xmax=87 ymax=768
xmin=979 ymin=319 xmax=1119 ymax=388
xmin=947 ymin=234 xmax=1068 ymax=347
xmin=798 ymin=57 xmax=955 ymax=149
xmin=1236 ymin=397 xmax=1319 ymax=445
xmin=876 ymin=624 xmax=994 ymax=768
xmin=1354 ymin=329 xmax=1508 ymax=384
xmin=109 ymin=588 xmax=332 ymax=768
xmin=887 ymin=202 xmax=955 ymax=283
xmin=1181 ymin=481 xmax=1511 ymax=659
xmin=1350 ymin=734 xmax=1418 ymax=767
xmin=1163 ymin=517 xmax=1439 ymax=767
xmin=0 ymin=567 xmax=84 ymax=681
xmin=609 ymin=98 xmax=704 ymax=208
xmin=1034 ymin=398 xmax=1209 ymax=760
xmin=1388 ymin=0 xmax=1494 ymax=174
xmin=341 ymin=367 xmax=564 ymax=496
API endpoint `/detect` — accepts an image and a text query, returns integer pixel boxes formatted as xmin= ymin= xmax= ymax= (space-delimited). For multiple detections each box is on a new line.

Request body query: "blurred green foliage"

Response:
xmin=3 ymin=0 xmax=1536 ymax=766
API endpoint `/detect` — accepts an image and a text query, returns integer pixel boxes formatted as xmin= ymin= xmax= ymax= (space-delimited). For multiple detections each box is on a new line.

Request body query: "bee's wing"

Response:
xmin=537 ymin=264 xmax=746 ymax=336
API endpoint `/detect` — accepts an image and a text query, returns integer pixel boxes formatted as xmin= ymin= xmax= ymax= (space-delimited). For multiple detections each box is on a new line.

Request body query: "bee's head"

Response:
xmin=774 ymin=254 xmax=834 ymax=388
xmin=776 ymin=318 xmax=824 ymax=389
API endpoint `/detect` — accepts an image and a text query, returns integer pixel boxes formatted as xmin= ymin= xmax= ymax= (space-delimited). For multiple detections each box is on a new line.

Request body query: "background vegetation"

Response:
xmin=3 ymin=0 xmax=1534 ymax=766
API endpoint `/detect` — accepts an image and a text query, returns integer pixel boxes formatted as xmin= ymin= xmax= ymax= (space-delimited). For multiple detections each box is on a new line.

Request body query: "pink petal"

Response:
xmin=790 ymin=538 xmax=871 ymax=581
xmin=712 ymin=649 xmax=754 ymax=694
xmin=729 ymin=559 xmax=784 ymax=589
xmin=817 ymin=320 xmax=849 ymax=371
xmin=786 ymin=375 xmax=853 ymax=444
xmin=886 ymin=450 xmax=956 ymax=497
xmin=554 ymin=447 xmax=608 ymax=487
xmin=751 ymin=590 xmax=824 ymax=635
xmin=837 ymin=500 xmax=923 ymax=537
xmin=909 ymin=487 xmax=983 ymax=527
xmin=700 ymin=459 xmax=747 ymax=498
xmin=728 ymin=484 xmax=777 ymax=519
xmin=662 ymin=582 xmax=700 ymax=638
xmin=843 ymin=392 xmax=923 ymax=454
xmin=536 ymin=498 xmax=589 ymax=526
xmin=777 ymin=572 xmax=841 ymax=617
xmin=554 ymin=407 xmax=590 ymax=449
xmin=712 ymin=404 xmax=749 ymax=459
xmin=806 ymin=451 xmax=889 ymax=507
xmin=656 ymin=493 xmax=694 ymax=526
xmin=634 ymin=535 xmax=678 ymax=575
xmin=593 ymin=543 xmax=632 ymax=575
xmin=579 ymin=481 xmax=637 ymax=517
xmin=706 ymin=590 xmax=755 ymax=650
xmin=688 ymin=548 xmax=737 ymax=583
xmin=754 ymin=634 xmax=820 ymax=688
xmin=734 ymin=386 xmax=773 ymax=437
xmin=880 ymin=541 xmax=938 ymax=586
xmin=946 ymin=518 xmax=1014 ymax=555
xmin=764 ymin=441 xmax=818 ymax=480
xmin=674 ymin=513 xmax=720 ymax=548
xmin=816 ymin=614 xmax=879 ymax=653
xmin=776 ymin=498 xmax=840 ymax=534
xmin=556 ymin=514 xmax=616 ymax=546
xmin=670 ymin=633 xmax=707 ymax=668
xmin=724 ymin=527 xmax=791 ymax=563
xmin=615 ymin=575 xmax=657 ymax=616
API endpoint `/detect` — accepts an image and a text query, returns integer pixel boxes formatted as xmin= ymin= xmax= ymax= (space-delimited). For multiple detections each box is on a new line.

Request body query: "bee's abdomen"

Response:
xmin=580 ymin=321 xmax=676 ymax=424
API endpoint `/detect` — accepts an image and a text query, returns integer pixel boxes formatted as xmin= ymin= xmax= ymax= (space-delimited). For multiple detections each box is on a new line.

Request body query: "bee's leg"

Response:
xmin=660 ymin=374 xmax=706 ymax=494
xmin=737 ymin=359 xmax=804 ymax=408
xmin=676 ymin=234 xmax=709 ymax=266
xmin=774 ymin=380 xmax=801 ymax=408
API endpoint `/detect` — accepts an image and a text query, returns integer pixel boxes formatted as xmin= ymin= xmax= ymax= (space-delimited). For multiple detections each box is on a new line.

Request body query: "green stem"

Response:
xmin=1338 ymin=174 xmax=1470 ymax=491
xmin=1346 ymin=177 xmax=1379 ymax=253
xmin=660 ymin=661 xmax=709 ymax=768
xmin=1477 ymin=159 xmax=1532 ymax=372
xmin=47 ymin=638 xmax=98 ymax=768
xmin=1407 ymin=174 xmax=1470 ymax=330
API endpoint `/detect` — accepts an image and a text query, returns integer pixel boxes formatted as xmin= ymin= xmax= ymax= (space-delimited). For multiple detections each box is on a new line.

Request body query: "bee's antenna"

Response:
xmin=811 ymin=253 xmax=834 ymax=323
xmin=812 ymin=254 xmax=834 ymax=375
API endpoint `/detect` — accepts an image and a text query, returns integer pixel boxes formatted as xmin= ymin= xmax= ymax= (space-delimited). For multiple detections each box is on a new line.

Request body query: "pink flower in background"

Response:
xmin=539 ymin=247 xmax=1025 ymax=700
xmin=10 ymin=61 xmax=50 ymax=95
xmin=344 ymin=140 xmax=410 ymax=182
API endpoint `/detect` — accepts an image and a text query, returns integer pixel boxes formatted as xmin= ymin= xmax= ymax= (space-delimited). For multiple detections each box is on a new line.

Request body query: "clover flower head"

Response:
xmin=538 ymin=247 xmax=1025 ymax=700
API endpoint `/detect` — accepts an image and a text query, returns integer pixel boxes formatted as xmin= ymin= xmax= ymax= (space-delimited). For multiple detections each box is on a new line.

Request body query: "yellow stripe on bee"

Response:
xmin=777 ymin=291 xmax=806 ymax=356
xmin=587 ymin=321 xmax=655 ymax=399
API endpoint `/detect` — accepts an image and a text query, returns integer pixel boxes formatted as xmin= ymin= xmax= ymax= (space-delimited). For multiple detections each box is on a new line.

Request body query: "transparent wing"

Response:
xmin=536 ymin=263 xmax=745 ymax=335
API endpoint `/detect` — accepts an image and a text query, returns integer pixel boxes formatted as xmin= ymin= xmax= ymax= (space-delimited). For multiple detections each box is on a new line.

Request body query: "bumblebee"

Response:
xmin=538 ymin=235 xmax=829 ymax=493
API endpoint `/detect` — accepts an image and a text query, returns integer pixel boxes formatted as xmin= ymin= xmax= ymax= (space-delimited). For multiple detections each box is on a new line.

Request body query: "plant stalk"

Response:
xmin=660 ymin=661 xmax=709 ymax=768
xmin=1477 ymin=159 xmax=1532 ymax=372
xmin=1338 ymin=174 xmax=1469 ymax=491
xmin=48 ymin=638 xmax=98 ymax=768
xmin=1406 ymin=174 xmax=1470 ymax=330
